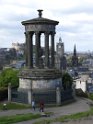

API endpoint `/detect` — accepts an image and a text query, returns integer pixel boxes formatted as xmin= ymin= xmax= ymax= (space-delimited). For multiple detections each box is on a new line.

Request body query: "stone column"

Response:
xmin=56 ymin=87 xmax=61 ymax=105
xmin=26 ymin=32 xmax=33 ymax=68
xmin=51 ymin=32 xmax=55 ymax=68
xmin=72 ymin=83 xmax=76 ymax=99
xmin=38 ymin=33 xmax=41 ymax=59
xmin=35 ymin=31 xmax=40 ymax=68
xmin=28 ymin=82 xmax=32 ymax=104
xmin=8 ymin=83 xmax=11 ymax=102
xmin=24 ymin=32 xmax=28 ymax=66
xmin=28 ymin=89 xmax=32 ymax=104
xmin=45 ymin=32 xmax=49 ymax=68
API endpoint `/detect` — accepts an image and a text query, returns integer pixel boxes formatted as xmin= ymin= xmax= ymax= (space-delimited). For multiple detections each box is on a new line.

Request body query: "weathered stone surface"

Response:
xmin=25 ymin=24 xmax=55 ymax=32
xmin=19 ymin=78 xmax=31 ymax=90
xmin=19 ymin=77 xmax=62 ymax=90
xmin=19 ymin=68 xmax=62 ymax=79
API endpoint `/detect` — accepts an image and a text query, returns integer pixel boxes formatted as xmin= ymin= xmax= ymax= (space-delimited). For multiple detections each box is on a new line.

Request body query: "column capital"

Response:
xmin=50 ymin=31 xmax=56 ymax=35
xmin=35 ymin=31 xmax=41 ymax=35
xmin=45 ymin=31 xmax=50 ymax=35
xmin=24 ymin=31 xmax=34 ymax=36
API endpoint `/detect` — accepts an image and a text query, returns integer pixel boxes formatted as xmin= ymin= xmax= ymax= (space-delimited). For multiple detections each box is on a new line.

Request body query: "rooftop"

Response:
xmin=22 ymin=9 xmax=59 ymax=25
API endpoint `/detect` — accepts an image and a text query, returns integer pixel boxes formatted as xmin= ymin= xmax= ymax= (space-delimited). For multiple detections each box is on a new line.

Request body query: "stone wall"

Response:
xmin=19 ymin=78 xmax=62 ymax=90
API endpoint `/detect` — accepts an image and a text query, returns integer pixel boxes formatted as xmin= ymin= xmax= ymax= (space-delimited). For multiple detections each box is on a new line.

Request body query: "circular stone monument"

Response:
xmin=18 ymin=10 xmax=62 ymax=104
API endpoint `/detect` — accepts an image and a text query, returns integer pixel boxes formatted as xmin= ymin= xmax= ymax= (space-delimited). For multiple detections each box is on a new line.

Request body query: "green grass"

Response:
xmin=33 ymin=108 xmax=93 ymax=124
xmin=88 ymin=93 xmax=93 ymax=100
xmin=0 ymin=102 xmax=31 ymax=110
xmin=0 ymin=113 xmax=41 ymax=124
xmin=55 ymin=110 xmax=92 ymax=122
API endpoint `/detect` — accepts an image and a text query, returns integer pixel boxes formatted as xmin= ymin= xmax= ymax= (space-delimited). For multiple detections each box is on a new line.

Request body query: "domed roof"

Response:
xmin=22 ymin=10 xmax=59 ymax=25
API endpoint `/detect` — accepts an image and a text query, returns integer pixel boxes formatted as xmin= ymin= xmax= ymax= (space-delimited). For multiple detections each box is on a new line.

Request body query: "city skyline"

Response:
xmin=0 ymin=0 xmax=93 ymax=52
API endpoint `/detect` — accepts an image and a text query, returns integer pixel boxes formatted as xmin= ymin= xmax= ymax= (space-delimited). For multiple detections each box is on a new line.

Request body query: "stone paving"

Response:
xmin=0 ymin=97 xmax=92 ymax=124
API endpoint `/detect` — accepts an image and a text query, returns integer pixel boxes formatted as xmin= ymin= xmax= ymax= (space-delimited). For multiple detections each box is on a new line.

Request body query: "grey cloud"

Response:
xmin=57 ymin=25 xmax=80 ymax=33
xmin=51 ymin=5 xmax=93 ymax=17
xmin=0 ymin=21 xmax=21 ymax=30
xmin=0 ymin=0 xmax=93 ymax=52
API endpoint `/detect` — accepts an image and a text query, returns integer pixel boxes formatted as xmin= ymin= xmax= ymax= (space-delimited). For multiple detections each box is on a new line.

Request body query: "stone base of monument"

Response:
xmin=18 ymin=68 xmax=62 ymax=105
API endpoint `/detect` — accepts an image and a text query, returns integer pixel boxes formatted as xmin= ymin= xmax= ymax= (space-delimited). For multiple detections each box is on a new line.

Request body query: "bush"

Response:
xmin=0 ymin=68 xmax=19 ymax=87
xmin=75 ymin=88 xmax=88 ymax=98
xmin=0 ymin=87 xmax=8 ymax=101
xmin=62 ymin=72 xmax=73 ymax=90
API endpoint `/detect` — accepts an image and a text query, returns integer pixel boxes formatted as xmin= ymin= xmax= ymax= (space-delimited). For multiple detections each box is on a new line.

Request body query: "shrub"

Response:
xmin=0 ymin=87 xmax=8 ymax=101
xmin=62 ymin=72 xmax=73 ymax=90
xmin=75 ymin=88 xmax=88 ymax=98
xmin=0 ymin=68 xmax=19 ymax=87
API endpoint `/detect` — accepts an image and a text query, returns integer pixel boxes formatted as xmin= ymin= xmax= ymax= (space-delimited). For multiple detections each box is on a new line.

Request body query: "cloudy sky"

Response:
xmin=0 ymin=0 xmax=93 ymax=52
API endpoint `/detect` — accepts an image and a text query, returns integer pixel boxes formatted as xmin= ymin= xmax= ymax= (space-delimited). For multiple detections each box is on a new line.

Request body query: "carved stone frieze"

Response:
xmin=25 ymin=24 xmax=55 ymax=32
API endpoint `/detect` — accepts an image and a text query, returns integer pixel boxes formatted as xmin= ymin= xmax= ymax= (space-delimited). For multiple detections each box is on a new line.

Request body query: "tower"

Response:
xmin=72 ymin=45 xmax=78 ymax=67
xmin=56 ymin=37 xmax=67 ymax=70
xmin=56 ymin=37 xmax=64 ymax=58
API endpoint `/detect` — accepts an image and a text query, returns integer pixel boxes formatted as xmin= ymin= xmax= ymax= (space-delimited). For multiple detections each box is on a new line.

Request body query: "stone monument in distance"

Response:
xmin=18 ymin=10 xmax=62 ymax=105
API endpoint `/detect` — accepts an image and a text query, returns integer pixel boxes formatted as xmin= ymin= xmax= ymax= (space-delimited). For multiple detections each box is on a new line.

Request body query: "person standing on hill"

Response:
xmin=32 ymin=100 xmax=35 ymax=111
xmin=39 ymin=100 xmax=44 ymax=112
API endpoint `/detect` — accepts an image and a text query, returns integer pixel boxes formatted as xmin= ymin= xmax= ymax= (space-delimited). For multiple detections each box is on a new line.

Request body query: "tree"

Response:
xmin=0 ymin=61 xmax=3 ymax=70
xmin=62 ymin=72 xmax=73 ymax=90
xmin=0 ymin=68 xmax=19 ymax=87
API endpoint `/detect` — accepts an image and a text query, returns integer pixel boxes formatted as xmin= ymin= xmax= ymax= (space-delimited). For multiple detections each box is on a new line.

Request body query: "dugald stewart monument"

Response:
xmin=18 ymin=10 xmax=72 ymax=105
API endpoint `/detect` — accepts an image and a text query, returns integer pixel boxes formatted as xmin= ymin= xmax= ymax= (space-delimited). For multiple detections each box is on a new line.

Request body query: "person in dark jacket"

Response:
xmin=39 ymin=100 xmax=44 ymax=112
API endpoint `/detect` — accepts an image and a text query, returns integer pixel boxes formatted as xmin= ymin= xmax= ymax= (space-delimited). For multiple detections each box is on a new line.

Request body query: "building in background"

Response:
xmin=72 ymin=45 xmax=78 ymax=67
xmin=55 ymin=37 xmax=67 ymax=71
xmin=56 ymin=37 xmax=64 ymax=57
xmin=12 ymin=42 xmax=25 ymax=56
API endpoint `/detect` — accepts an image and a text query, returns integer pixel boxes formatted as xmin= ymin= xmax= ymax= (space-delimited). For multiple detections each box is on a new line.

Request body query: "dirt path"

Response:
xmin=14 ymin=97 xmax=92 ymax=124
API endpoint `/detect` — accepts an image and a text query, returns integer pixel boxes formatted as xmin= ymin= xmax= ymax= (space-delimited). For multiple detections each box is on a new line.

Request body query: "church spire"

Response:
xmin=59 ymin=37 xmax=62 ymax=43
xmin=73 ymin=44 xmax=77 ymax=56
xmin=72 ymin=44 xmax=78 ymax=67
